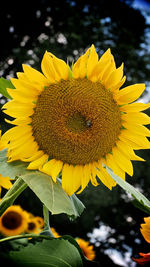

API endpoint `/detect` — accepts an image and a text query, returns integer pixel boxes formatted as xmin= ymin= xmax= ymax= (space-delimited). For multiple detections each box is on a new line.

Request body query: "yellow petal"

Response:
xmin=89 ymin=162 xmax=99 ymax=186
xmin=0 ymin=143 xmax=7 ymax=151
xmin=81 ymin=164 xmax=91 ymax=191
xmin=89 ymin=49 xmax=111 ymax=81
xmin=122 ymin=112 xmax=150 ymax=125
xmin=141 ymin=226 xmax=150 ymax=233
xmin=0 ymin=131 xmax=7 ymax=150
xmin=71 ymin=165 xmax=83 ymax=195
xmin=3 ymin=100 xmax=34 ymax=118
xmin=16 ymin=71 xmax=25 ymax=79
xmin=105 ymin=63 xmax=124 ymax=89
xmin=114 ymin=84 xmax=145 ymax=104
xmin=119 ymin=133 xmax=142 ymax=150
xmin=72 ymin=48 xmax=90 ymax=79
xmin=41 ymin=51 xmax=59 ymax=82
xmin=16 ymin=71 xmax=27 ymax=80
xmin=99 ymin=48 xmax=111 ymax=63
xmin=96 ymin=161 xmax=116 ymax=190
xmin=27 ymin=154 xmax=48 ymax=170
xmin=40 ymin=159 xmax=63 ymax=182
xmin=77 ymin=164 xmax=91 ymax=194
xmin=110 ymin=76 xmax=126 ymax=92
xmin=47 ymin=52 xmax=70 ymax=80
xmin=22 ymin=64 xmax=48 ymax=85
xmin=101 ymin=55 xmax=116 ymax=82
xmin=21 ymin=150 xmax=44 ymax=162
xmin=7 ymin=88 xmax=38 ymax=104
xmin=104 ymin=154 xmax=125 ymax=180
xmin=62 ymin=164 xmax=83 ymax=196
xmin=122 ymin=121 xmax=150 ymax=137
xmin=41 ymin=51 xmax=68 ymax=83
xmin=120 ymin=102 xmax=150 ymax=113
xmin=8 ymin=139 xmax=39 ymax=161
xmin=5 ymin=117 xmax=32 ymax=126
xmin=112 ymin=146 xmax=133 ymax=176
xmin=1 ymin=126 xmax=32 ymax=143
xmin=62 ymin=163 xmax=75 ymax=196
xmin=87 ymin=45 xmax=99 ymax=78
xmin=144 ymin=217 xmax=150 ymax=224
xmin=0 ymin=176 xmax=12 ymax=189
xmin=10 ymin=78 xmax=42 ymax=95
xmin=141 ymin=225 xmax=150 ymax=231
xmin=116 ymin=140 xmax=145 ymax=162
xmin=120 ymin=130 xmax=150 ymax=149
xmin=141 ymin=228 xmax=150 ymax=243
xmin=7 ymin=132 xmax=33 ymax=150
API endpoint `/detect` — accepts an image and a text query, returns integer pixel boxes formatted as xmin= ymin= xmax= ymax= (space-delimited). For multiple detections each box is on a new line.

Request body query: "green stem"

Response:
xmin=43 ymin=204 xmax=50 ymax=228
xmin=0 ymin=177 xmax=27 ymax=216
xmin=0 ymin=233 xmax=53 ymax=243
xmin=40 ymin=205 xmax=54 ymax=237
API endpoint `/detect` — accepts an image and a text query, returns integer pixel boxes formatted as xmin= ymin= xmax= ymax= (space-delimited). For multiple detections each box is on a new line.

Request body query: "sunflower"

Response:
xmin=51 ymin=227 xmax=60 ymax=238
xmin=2 ymin=45 xmax=150 ymax=196
xmin=0 ymin=205 xmax=28 ymax=236
xmin=35 ymin=216 xmax=44 ymax=229
xmin=26 ymin=217 xmax=41 ymax=234
xmin=132 ymin=217 xmax=150 ymax=265
xmin=140 ymin=217 xmax=150 ymax=244
xmin=76 ymin=238 xmax=96 ymax=261
xmin=23 ymin=211 xmax=44 ymax=234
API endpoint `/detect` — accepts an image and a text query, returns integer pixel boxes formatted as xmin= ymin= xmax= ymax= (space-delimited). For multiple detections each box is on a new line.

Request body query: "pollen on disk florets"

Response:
xmin=31 ymin=78 xmax=122 ymax=165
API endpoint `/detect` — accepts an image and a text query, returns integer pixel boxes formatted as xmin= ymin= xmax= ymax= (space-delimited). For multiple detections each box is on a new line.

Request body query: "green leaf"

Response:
xmin=0 ymin=149 xmax=29 ymax=179
xmin=8 ymin=239 xmax=83 ymax=267
xmin=69 ymin=193 xmax=85 ymax=220
xmin=0 ymin=77 xmax=15 ymax=99
xmin=0 ymin=178 xmax=27 ymax=216
xmin=0 ymin=235 xmax=98 ymax=266
xmin=0 ymin=149 xmax=85 ymax=218
xmin=21 ymin=171 xmax=84 ymax=218
xmin=106 ymin=166 xmax=150 ymax=215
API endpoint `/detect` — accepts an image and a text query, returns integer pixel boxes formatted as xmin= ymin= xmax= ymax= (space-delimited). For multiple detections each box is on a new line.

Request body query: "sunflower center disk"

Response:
xmin=28 ymin=222 xmax=36 ymax=231
xmin=32 ymin=78 xmax=122 ymax=165
xmin=66 ymin=112 xmax=90 ymax=133
xmin=2 ymin=211 xmax=22 ymax=230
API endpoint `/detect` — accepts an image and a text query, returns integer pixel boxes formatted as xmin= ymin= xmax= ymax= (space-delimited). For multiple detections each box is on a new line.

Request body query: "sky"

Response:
xmin=133 ymin=0 xmax=150 ymax=24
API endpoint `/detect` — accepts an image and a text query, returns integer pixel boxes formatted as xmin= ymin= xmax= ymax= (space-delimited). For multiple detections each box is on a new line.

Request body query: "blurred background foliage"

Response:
xmin=1 ymin=0 xmax=150 ymax=266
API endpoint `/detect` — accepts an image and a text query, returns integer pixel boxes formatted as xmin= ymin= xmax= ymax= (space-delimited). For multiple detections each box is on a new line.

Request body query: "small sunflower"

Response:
xmin=0 ymin=205 xmax=28 ymax=236
xmin=140 ymin=217 xmax=150 ymax=244
xmin=51 ymin=227 xmax=60 ymax=238
xmin=132 ymin=217 xmax=150 ymax=265
xmin=26 ymin=217 xmax=41 ymax=234
xmin=76 ymin=238 xmax=96 ymax=261
xmin=35 ymin=216 xmax=44 ymax=229
xmin=23 ymin=211 xmax=44 ymax=234
xmin=2 ymin=45 xmax=150 ymax=196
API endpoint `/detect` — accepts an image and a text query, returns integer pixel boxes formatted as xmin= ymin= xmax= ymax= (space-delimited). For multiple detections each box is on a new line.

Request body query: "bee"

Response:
xmin=86 ymin=120 xmax=92 ymax=127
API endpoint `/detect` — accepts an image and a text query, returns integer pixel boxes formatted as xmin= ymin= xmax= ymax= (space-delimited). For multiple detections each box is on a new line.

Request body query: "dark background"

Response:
xmin=1 ymin=0 xmax=150 ymax=266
